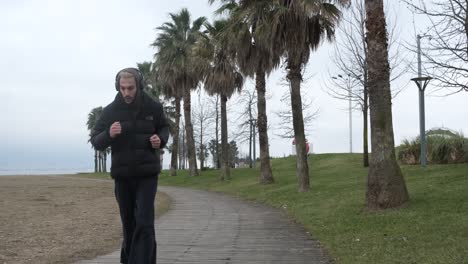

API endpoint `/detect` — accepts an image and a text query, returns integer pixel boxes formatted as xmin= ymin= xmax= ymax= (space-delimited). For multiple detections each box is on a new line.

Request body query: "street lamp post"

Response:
xmin=411 ymin=76 xmax=432 ymax=167
xmin=412 ymin=34 xmax=432 ymax=167
xmin=348 ymin=79 xmax=352 ymax=153
xmin=332 ymin=74 xmax=354 ymax=153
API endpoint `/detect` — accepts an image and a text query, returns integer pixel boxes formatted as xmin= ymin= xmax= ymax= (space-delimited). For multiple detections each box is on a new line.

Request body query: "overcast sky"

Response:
xmin=2 ymin=0 xmax=467 ymax=174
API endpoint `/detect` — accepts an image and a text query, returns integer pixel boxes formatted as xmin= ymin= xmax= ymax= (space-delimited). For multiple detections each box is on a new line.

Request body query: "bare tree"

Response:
xmin=325 ymin=0 xmax=409 ymax=167
xmin=233 ymin=85 xmax=258 ymax=168
xmin=405 ymin=0 xmax=468 ymax=93
xmin=193 ymin=94 xmax=215 ymax=170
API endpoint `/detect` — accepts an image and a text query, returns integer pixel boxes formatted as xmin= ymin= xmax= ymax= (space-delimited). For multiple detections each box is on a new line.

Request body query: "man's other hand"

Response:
xmin=150 ymin=134 xmax=161 ymax=149
xmin=109 ymin=122 xmax=122 ymax=138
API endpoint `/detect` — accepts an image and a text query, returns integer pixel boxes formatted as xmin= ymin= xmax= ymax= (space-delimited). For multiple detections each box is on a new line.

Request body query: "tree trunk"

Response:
xmin=256 ymin=69 xmax=274 ymax=184
xmin=287 ymin=65 xmax=309 ymax=192
xmin=101 ymin=152 xmax=104 ymax=172
xmin=363 ymin=84 xmax=370 ymax=167
xmin=183 ymin=89 xmax=199 ymax=176
xmin=249 ymin=103 xmax=253 ymax=168
xmin=200 ymin=146 xmax=204 ymax=170
xmin=200 ymin=119 xmax=204 ymax=170
xmin=220 ymin=95 xmax=230 ymax=180
xmin=171 ymin=97 xmax=181 ymax=176
xmin=253 ymin=123 xmax=256 ymax=168
xmin=160 ymin=150 xmax=164 ymax=169
xmin=94 ymin=150 xmax=98 ymax=173
xmin=179 ymin=126 xmax=185 ymax=170
xmin=103 ymin=151 xmax=107 ymax=173
xmin=362 ymin=17 xmax=370 ymax=169
xmin=98 ymin=151 xmax=102 ymax=173
xmin=215 ymin=95 xmax=220 ymax=169
xmin=365 ymin=0 xmax=409 ymax=210
xmin=183 ymin=126 xmax=187 ymax=169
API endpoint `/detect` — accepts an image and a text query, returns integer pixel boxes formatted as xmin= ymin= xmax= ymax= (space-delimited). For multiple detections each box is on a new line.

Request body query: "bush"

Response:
xmin=397 ymin=129 xmax=468 ymax=165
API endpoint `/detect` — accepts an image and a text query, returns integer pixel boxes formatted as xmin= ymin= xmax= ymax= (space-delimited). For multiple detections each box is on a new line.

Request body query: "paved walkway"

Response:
xmin=75 ymin=186 xmax=329 ymax=264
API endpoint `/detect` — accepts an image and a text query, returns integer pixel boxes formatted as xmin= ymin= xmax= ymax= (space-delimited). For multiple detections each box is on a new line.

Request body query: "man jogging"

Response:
xmin=91 ymin=67 xmax=170 ymax=264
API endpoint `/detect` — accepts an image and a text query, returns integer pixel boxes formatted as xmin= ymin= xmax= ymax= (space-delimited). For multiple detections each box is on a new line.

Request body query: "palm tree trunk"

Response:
xmin=183 ymin=126 xmax=187 ymax=170
xmin=363 ymin=83 xmax=369 ymax=167
xmin=215 ymin=95 xmax=220 ymax=169
xmin=94 ymin=150 xmax=98 ymax=173
xmin=256 ymin=69 xmax=274 ymax=184
xmin=220 ymin=95 xmax=230 ymax=180
xmin=249 ymin=118 xmax=252 ymax=168
xmin=362 ymin=27 xmax=370 ymax=168
xmin=103 ymin=151 xmax=107 ymax=173
xmin=199 ymin=119 xmax=204 ymax=170
xmin=171 ymin=97 xmax=181 ymax=176
xmin=287 ymin=65 xmax=310 ymax=192
xmin=98 ymin=151 xmax=102 ymax=173
xmin=253 ymin=126 xmax=256 ymax=167
xmin=183 ymin=89 xmax=199 ymax=176
xmin=160 ymin=150 xmax=164 ymax=168
xmin=179 ymin=126 xmax=185 ymax=170
xmin=101 ymin=152 xmax=104 ymax=173
xmin=365 ymin=0 xmax=409 ymax=210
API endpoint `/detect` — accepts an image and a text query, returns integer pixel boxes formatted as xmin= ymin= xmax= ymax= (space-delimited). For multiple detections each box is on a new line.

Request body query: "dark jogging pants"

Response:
xmin=114 ymin=176 xmax=158 ymax=264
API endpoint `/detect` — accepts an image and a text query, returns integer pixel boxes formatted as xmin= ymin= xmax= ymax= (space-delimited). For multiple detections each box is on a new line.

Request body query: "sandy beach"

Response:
xmin=0 ymin=175 xmax=170 ymax=264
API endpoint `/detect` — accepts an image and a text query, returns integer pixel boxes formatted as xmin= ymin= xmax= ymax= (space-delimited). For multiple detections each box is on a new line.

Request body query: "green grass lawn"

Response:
xmin=158 ymin=153 xmax=468 ymax=264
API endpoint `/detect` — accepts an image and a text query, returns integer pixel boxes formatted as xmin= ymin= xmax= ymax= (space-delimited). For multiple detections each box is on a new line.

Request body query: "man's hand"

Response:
xmin=150 ymin=134 xmax=161 ymax=149
xmin=109 ymin=122 xmax=122 ymax=138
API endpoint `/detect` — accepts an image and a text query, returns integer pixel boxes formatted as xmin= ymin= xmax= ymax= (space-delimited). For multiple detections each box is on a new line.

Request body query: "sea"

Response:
xmin=0 ymin=167 xmax=94 ymax=176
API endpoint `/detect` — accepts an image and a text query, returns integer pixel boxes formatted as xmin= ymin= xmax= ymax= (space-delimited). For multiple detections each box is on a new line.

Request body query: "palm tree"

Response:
xmin=220 ymin=0 xmax=348 ymax=191
xmin=98 ymin=149 xmax=109 ymax=173
xmin=86 ymin=106 xmax=103 ymax=173
xmin=152 ymin=60 xmax=182 ymax=176
xmin=136 ymin=61 xmax=160 ymax=100
xmin=138 ymin=61 xmax=179 ymax=172
xmin=209 ymin=0 xmax=279 ymax=184
xmin=194 ymin=19 xmax=244 ymax=180
xmin=364 ymin=0 xmax=409 ymax=209
xmin=276 ymin=0 xmax=349 ymax=192
xmin=152 ymin=8 xmax=207 ymax=176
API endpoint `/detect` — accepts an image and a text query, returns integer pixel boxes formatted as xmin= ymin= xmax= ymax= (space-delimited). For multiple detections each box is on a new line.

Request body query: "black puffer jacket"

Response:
xmin=91 ymin=91 xmax=170 ymax=179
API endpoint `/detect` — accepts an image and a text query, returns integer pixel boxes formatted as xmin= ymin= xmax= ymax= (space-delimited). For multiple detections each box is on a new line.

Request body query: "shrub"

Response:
xmin=397 ymin=128 xmax=468 ymax=165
